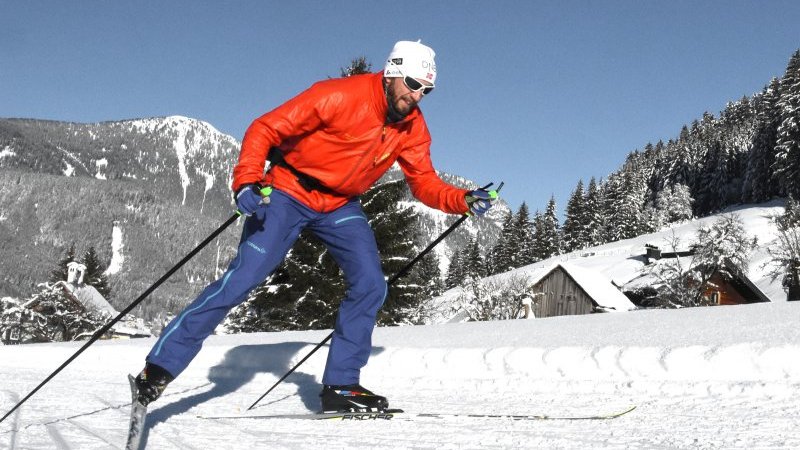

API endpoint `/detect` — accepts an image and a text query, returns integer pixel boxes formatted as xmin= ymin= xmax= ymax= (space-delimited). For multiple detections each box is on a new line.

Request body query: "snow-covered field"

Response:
xmin=1 ymin=300 xmax=799 ymax=449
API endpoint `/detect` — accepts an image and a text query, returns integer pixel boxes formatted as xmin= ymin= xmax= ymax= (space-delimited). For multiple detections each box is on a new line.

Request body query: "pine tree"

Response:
xmin=366 ymin=180 xmax=426 ymax=326
xmin=512 ymin=203 xmax=536 ymax=266
xmin=562 ymin=180 xmax=587 ymax=252
xmin=445 ymin=251 xmax=464 ymax=289
xmin=462 ymin=237 xmax=485 ymax=279
xmin=488 ymin=211 xmax=515 ymax=274
xmin=655 ymin=184 xmax=694 ymax=225
xmin=584 ymin=178 xmax=604 ymax=247
xmin=80 ymin=247 xmax=112 ymax=299
xmin=774 ymin=50 xmax=800 ymax=199
xmin=533 ymin=197 xmax=560 ymax=259
xmin=340 ymin=57 xmax=372 ymax=77
xmin=782 ymin=196 xmax=800 ymax=229
xmin=49 ymin=243 xmax=77 ymax=283
xmin=695 ymin=139 xmax=728 ymax=215
xmin=742 ymin=78 xmax=782 ymax=203
xmin=604 ymin=169 xmax=647 ymax=241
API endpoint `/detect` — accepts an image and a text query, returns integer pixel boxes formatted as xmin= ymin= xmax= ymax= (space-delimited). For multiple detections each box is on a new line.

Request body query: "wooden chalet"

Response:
xmin=528 ymin=263 xmax=636 ymax=318
xmin=639 ymin=246 xmax=771 ymax=305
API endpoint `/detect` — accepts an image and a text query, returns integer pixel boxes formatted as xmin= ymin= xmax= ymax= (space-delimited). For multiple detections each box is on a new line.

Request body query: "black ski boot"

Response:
xmin=134 ymin=362 xmax=174 ymax=406
xmin=320 ymin=384 xmax=389 ymax=413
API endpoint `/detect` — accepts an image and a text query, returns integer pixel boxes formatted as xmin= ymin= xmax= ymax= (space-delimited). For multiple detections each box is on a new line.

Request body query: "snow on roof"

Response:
xmin=69 ymin=284 xmax=119 ymax=316
xmin=532 ymin=263 xmax=636 ymax=311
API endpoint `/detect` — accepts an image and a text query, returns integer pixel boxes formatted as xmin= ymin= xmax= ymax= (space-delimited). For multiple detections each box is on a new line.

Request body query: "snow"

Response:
xmin=104 ymin=224 xmax=125 ymax=276
xmin=62 ymin=161 xmax=74 ymax=177
xmin=94 ymin=159 xmax=108 ymax=181
xmin=69 ymin=284 xmax=118 ymax=317
xmin=1 ymin=301 xmax=799 ymax=449
xmin=0 ymin=146 xmax=15 ymax=159
xmin=169 ymin=119 xmax=192 ymax=205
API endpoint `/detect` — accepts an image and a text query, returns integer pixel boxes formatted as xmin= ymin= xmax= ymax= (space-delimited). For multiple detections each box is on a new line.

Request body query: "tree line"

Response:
xmin=445 ymin=49 xmax=800 ymax=295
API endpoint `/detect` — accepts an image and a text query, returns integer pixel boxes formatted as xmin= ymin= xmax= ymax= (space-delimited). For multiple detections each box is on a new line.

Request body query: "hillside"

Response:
xmin=428 ymin=201 xmax=790 ymax=323
xmin=0 ymin=301 xmax=798 ymax=448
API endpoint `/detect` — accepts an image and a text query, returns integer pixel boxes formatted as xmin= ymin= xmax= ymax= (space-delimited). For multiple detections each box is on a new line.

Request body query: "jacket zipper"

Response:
xmin=331 ymin=125 xmax=386 ymax=192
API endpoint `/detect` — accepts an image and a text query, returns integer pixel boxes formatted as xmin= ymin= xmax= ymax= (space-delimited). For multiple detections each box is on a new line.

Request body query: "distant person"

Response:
xmin=134 ymin=40 xmax=498 ymax=413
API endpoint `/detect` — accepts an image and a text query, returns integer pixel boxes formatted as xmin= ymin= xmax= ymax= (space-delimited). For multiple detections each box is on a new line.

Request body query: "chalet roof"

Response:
xmin=63 ymin=282 xmax=119 ymax=316
xmin=532 ymin=263 xmax=636 ymax=312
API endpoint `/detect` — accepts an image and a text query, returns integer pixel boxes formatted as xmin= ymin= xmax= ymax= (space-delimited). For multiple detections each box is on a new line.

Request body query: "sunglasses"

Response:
xmin=402 ymin=76 xmax=434 ymax=95
xmin=389 ymin=60 xmax=434 ymax=95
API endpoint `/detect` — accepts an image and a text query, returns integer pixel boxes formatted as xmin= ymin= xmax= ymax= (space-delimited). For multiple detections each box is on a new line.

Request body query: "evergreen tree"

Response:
xmin=80 ymin=247 xmax=112 ymax=299
xmin=340 ymin=57 xmax=372 ymax=77
xmin=49 ymin=243 xmax=77 ymax=283
xmin=780 ymin=196 xmax=800 ymax=229
xmin=445 ymin=251 xmax=464 ymax=289
xmin=774 ymin=50 xmax=800 ymax=199
xmin=365 ymin=180 xmax=426 ymax=326
xmin=462 ymin=237 xmax=486 ymax=279
xmin=533 ymin=197 xmax=560 ymax=259
xmin=488 ymin=211 xmax=515 ymax=274
xmin=511 ymin=203 xmax=536 ymax=266
xmin=742 ymin=78 xmax=782 ymax=203
xmin=604 ymin=169 xmax=647 ymax=241
xmin=584 ymin=177 xmax=604 ymax=247
xmin=655 ymin=184 xmax=693 ymax=225
xmin=562 ymin=180 xmax=587 ymax=252
xmin=695 ymin=139 xmax=728 ymax=215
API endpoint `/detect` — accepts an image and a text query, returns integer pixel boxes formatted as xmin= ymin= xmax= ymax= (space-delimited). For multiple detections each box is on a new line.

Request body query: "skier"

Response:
xmin=134 ymin=40 xmax=499 ymax=413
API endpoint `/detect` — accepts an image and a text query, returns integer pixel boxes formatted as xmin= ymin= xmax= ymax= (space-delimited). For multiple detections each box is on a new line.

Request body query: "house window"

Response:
xmin=711 ymin=292 xmax=720 ymax=305
xmin=10 ymin=327 xmax=20 ymax=341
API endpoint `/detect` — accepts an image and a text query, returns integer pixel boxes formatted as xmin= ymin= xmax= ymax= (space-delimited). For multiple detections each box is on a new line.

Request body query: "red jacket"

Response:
xmin=232 ymin=72 xmax=469 ymax=214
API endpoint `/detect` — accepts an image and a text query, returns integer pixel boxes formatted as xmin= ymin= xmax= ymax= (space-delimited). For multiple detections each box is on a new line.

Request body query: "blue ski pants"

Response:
xmin=146 ymin=189 xmax=387 ymax=386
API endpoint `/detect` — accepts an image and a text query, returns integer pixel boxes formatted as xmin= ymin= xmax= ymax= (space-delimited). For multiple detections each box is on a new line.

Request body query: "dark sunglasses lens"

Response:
xmin=404 ymin=76 xmax=433 ymax=95
xmin=404 ymin=76 xmax=423 ymax=91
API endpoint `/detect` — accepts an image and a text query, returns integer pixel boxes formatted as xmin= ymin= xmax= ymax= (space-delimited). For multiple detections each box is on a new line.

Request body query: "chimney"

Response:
xmin=67 ymin=262 xmax=87 ymax=285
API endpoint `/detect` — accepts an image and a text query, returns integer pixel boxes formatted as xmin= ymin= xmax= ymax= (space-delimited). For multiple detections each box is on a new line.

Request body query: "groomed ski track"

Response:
xmin=1 ymin=301 xmax=800 ymax=449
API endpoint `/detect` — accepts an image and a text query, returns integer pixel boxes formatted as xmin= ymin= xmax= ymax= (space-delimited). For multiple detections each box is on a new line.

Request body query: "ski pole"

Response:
xmin=247 ymin=181 xmax=503 ymax=410
xmin=0 ymin=210 xmax=246 ymax=424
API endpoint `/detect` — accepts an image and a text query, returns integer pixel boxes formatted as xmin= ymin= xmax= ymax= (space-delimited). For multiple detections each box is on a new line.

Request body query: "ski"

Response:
xmin=200 ymin=409 xmax=404 ymax=421
xmin=125 ymin=374 xmax=147 ymax=450
xmin=414 ymin=405 xmax=637 ymax=421
xmin=198 ymin=405 xmax=636 ymax=421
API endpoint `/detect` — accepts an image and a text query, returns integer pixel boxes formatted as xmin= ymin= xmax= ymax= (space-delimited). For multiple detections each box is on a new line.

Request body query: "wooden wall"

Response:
xmin=703 ymin=273 xmax=759 ymax=305
xmin=532 ymin=267 xmax=595 ymax=318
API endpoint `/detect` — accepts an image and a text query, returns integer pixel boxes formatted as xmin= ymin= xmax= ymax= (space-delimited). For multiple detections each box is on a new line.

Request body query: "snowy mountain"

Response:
xmin=427 ymin=200 xmax=790 ymax=323
xmin=0 ymin=116 xmax=239 ymax=212
xmin=0 ymin=117 xmax=244 ymax=319
xmin=0 ymin=117 xmax=503 ymax=320
xmin=0 ymin=299 xmax=798 ymax=448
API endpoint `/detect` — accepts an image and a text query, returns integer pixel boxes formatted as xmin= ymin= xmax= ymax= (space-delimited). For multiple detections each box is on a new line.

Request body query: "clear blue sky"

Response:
xmin=2 ymin=1 xmax=800 ymax=215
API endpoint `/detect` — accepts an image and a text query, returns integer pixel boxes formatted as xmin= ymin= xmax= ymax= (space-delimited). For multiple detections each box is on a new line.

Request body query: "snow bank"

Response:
xmin=1 ymin=301 xmax=799 ymax=449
